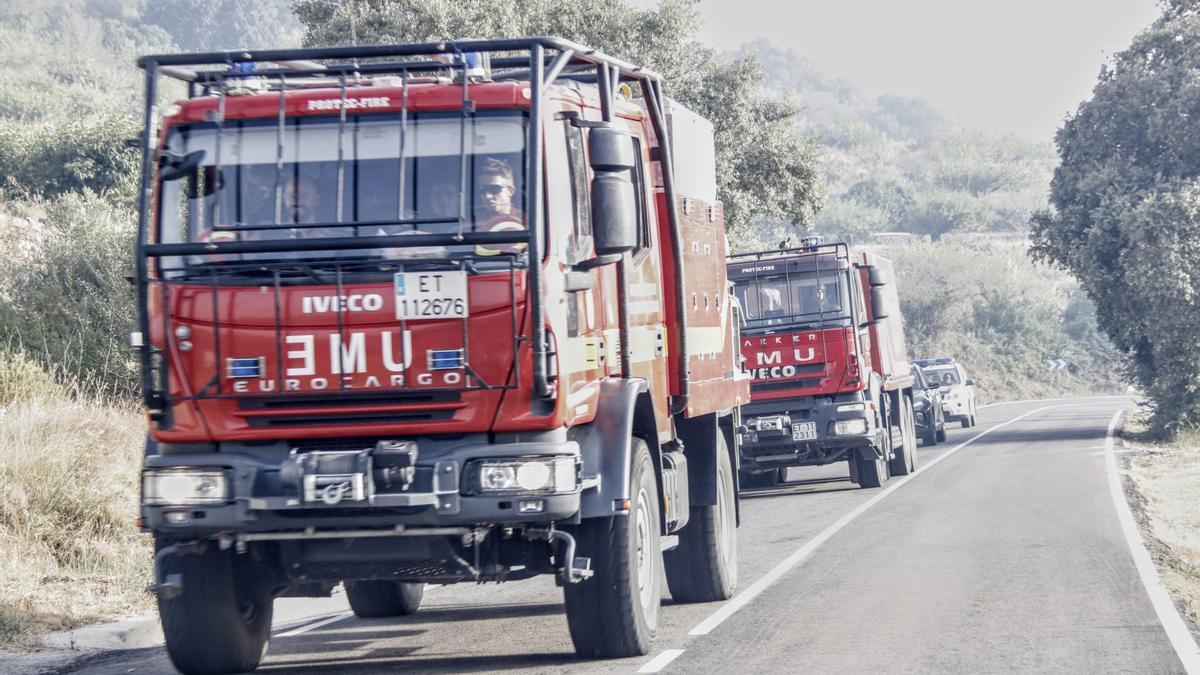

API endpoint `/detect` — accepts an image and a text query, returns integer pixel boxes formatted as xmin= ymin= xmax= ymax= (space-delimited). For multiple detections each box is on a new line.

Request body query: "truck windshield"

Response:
xmin=732 ymin=269 xmax=851 ymax=328
xmin=155 ymin=111 xmax=527 ymax=271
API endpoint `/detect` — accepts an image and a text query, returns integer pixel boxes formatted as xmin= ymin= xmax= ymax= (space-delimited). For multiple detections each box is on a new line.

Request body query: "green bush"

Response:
xmin=0 ymin=351 xmax=67 ymax=405
xmin=884 ymin=237 xmax=1121 ymax=402
xmin=0 ymin=192 xmax=138 ymax=399
xmin=0 ymin=115 xmax=140 ymax=203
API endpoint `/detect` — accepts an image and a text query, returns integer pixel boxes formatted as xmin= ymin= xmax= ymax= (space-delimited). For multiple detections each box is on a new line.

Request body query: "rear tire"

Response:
xmin=889 ymin=395 xmax=917 ymax=476
xmin=936 ymin=424 xmax=947 ymax=443
xmin=665 ymin=434 xmax=738 ymax=603
xmin=565 ymin=439 xmax=661 ymax=658
xmin=159 ymin=542 xmax=272 ymax=675
xmin=960 ymin=415 xmax=971 ymax=429
xmin=345 ymin=581 xmax=423 ymax=618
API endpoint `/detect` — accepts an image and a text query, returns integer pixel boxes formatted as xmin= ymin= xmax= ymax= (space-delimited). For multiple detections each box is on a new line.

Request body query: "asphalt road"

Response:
xmin=63 ymin=396 xmax=1194 ymax=674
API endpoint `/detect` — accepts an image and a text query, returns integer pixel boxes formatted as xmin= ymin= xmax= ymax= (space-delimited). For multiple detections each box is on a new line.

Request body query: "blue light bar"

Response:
xmin=226 ymin=357 xmax=265 ymax=379
xmin=428 ymin=349 xmax=465 ymax=370
xmin=229 ymin=61 xmax=256 ymax=75
xmin=913 ymin=356 xmax=956 ymax=367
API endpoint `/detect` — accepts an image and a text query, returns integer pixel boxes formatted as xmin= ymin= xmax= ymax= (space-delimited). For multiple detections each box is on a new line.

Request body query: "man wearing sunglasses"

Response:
xmin=474 ymin=157 xmax=527 ymax=256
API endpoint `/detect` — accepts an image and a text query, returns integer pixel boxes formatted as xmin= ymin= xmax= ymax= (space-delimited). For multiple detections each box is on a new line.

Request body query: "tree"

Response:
xmin=290 ymin=0 xmax=824 ymax=237
xmin=1030 ymin=3 xmax=1200 ymax=434
xmin=141 ymin=0 xmax=303 ymax=51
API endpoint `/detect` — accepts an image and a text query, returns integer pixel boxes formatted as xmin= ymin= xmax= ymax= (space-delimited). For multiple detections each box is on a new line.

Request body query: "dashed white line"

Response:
xmin=686 ymin=404 xmax=1055 ymax=637
xmin=1103 ymin=410 xmax=1200 ymax=673
xmin=637 ymin=648 xmax=686 ymax=673
xmin=275 ymin=610 xmax=354 ymax=638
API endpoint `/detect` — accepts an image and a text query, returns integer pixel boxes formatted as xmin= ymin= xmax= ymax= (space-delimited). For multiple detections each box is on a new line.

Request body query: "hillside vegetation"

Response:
xmin=746 ymin=41 xmax=1058 ymax=245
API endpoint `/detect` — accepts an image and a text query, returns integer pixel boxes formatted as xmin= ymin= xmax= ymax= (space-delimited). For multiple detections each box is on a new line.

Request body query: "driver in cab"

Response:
xmin=473 ymin=157 xmax=526 ymax=257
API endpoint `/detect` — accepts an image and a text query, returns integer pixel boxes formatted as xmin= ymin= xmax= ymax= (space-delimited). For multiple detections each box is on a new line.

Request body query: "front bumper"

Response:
xmin=141 ymin=436 xmax=583 ymax=535
xmin=739 ymin=397 xmax=881 ymax=469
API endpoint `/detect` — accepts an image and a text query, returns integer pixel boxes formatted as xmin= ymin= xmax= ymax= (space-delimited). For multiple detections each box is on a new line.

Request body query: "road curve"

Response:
xmin=65 ymin=396 xmax=1191 ymax=674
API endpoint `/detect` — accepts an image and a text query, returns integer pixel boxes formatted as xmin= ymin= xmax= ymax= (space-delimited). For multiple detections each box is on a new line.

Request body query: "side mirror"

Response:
xmin=965 ymin=378 xmax=976 ymax=386
xmin=158 ymin=149 xmax=206 ymax=182
xmin=870 ymin=285 xmax=889 ymax=321
xmin=588 ymin=126 xmax=638 ymax=256
xmin=865 ymin=264 xmax=886 ymax=287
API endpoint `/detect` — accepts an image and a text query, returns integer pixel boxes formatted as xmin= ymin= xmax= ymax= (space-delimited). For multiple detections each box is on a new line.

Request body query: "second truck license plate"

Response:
xmin=791 ymin=422 xmax=817 ymax=441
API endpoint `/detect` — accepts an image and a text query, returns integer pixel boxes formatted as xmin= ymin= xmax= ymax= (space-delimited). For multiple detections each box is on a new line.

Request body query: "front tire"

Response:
xmin=565 ymin=438 xmax=661 ymax=658
xmin=345 ymin=581 xmax=423 ymax=618
xmin=159 ymin=542 xmax=272 ymax=675
xmin=857 ymin=396 xmax=892 ymax=488
xmin=921 ymin=411 xmax=938 ymax=446
xmin=666 ymin=433 xmax=738 ymax=602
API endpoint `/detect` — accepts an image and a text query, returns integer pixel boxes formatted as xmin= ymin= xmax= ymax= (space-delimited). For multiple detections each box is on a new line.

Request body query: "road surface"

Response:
xmin=62 ymin=396 xmax=1197 ymax=674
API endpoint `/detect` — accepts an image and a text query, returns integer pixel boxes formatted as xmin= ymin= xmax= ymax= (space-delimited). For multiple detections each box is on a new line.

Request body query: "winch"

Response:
xmin=278 ymin=440 xmax=419 ymax=506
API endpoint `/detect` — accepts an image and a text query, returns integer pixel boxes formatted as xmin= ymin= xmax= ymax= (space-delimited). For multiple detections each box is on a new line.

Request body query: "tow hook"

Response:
xmin=151 ymin=540 xmax=207 ymax=599
xmin=529 ymin=527 xmax=593 ymax=584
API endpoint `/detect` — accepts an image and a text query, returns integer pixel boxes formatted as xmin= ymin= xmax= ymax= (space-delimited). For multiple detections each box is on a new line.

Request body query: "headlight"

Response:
xmin=836 ymin=403 xmax=866 ymax=413
xmin=469 ymin=457 xmax=577 ymax=494
xmin=834 ymin=418 xmax=868 ymax=435
xmin=143 ymin=469 xmax=229 ymax=505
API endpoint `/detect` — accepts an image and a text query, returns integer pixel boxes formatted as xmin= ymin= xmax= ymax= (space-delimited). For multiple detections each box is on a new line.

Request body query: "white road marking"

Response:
xmin=686 ymin=404 xmax=1055 ymax=637
xmin=1103 ymin=410 xmax=1200 ymax=673
xmin=637 ymin=648 xmax=686 ymax=673
xmin=275 ymin=610 xmax=354 ymax=638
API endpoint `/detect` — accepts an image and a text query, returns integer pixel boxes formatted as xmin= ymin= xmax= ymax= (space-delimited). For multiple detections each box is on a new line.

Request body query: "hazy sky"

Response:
xmin=691 ymin=0 xmax=1162 ymax=141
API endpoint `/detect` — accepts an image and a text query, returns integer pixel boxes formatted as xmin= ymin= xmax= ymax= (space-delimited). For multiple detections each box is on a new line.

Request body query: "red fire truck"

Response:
xmin=727 ymin=238 xmax=916 ymax=490
xmin=132 ymin=38 xmax=748 ymax=672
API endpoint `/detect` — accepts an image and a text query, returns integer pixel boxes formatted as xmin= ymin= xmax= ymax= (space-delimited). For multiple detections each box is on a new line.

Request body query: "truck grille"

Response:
xmin=239 ymin=391 xmax=461 ymax=410
xmin=247 ymin=409 xmax=455 ymax=427
xmin=752 ymin=378 xmax=822 ymax=393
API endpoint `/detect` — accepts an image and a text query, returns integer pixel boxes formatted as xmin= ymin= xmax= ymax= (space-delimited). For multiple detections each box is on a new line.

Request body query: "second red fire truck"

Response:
xmin=728 ymin=238 xmax=917 ymax=489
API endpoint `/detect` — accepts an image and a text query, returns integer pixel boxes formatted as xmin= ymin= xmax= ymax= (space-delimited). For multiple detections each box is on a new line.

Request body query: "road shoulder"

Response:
xmin=1121 ymin=408 xmax=1200 ymax=645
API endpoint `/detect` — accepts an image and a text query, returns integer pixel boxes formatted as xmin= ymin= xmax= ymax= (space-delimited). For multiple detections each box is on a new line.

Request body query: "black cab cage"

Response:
xmin=134 ymin=37 xmax=689 ymax=414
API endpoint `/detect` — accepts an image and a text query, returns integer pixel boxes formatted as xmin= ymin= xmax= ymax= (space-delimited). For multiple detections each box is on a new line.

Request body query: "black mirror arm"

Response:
xmin=572 ymin=253 xmax=622 ymax=272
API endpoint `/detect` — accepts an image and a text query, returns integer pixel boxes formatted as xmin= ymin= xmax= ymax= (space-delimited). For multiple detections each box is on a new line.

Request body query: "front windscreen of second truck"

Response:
xmin=732 ymin=269 xmax=851 ymax=328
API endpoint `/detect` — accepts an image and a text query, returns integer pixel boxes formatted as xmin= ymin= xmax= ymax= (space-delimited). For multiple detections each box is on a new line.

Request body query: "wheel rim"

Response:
xmin=717 ymin=462 xmax=736 ymax=577
xmin=634 ymin=486 xmax=656 ymax=610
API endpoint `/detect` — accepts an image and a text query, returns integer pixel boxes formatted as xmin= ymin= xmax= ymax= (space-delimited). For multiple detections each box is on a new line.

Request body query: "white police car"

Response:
xmin=914 ymin=357 xmax=977 ymax=428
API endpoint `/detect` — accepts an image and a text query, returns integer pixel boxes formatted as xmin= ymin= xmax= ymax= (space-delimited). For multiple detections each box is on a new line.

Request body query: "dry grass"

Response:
xmin=0 ymin=353 xmax=151 ymax=649
xmin=1124 ymin=407 xmax=1200 ymax=636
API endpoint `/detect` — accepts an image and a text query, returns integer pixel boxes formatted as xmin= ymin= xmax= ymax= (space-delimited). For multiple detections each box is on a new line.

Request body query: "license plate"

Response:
xmin=395 ymin=271 xmax=468 ymax=320
xmin=792 ymin=422 xmax=817 ymax=441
